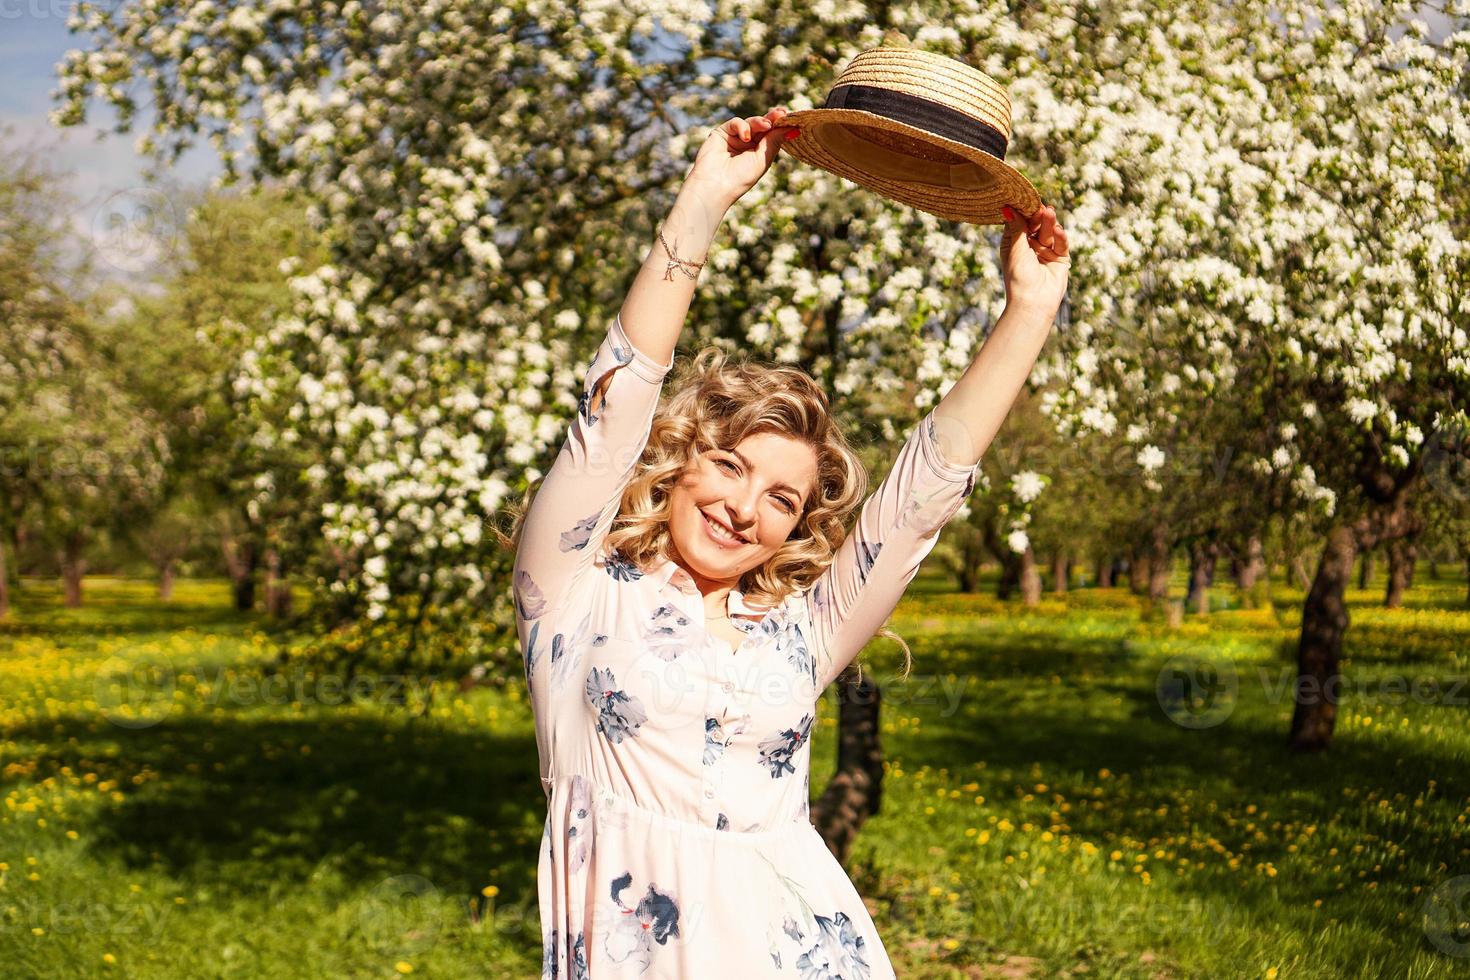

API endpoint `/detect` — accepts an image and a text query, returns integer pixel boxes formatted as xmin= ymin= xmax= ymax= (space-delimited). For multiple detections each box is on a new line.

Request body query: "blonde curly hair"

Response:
xmin=498 ymin=342 xmax=916 ymax=679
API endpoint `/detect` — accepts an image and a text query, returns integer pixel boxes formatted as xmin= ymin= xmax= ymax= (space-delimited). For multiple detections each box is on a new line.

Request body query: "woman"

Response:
xmin=509 ymin=106 xmax=1069 ymax=978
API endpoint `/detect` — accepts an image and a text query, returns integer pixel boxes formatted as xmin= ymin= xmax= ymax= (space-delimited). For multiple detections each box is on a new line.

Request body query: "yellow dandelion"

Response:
xmin=395 ymin=962 xmax=414 ymax=974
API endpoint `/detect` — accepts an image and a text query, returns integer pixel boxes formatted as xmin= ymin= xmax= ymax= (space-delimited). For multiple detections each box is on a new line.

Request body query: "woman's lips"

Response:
xmin=702 ymin=512 xmax=747 ymax=548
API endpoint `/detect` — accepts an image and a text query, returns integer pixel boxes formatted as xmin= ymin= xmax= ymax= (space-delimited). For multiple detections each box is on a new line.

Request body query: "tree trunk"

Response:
xmin=0 ymin=535 xmax=10 ymax=619
xmin=1289 ymin=525 xmax=1356 ymax=752
xmin=1051 ymin=550 xmax=1069 ymax=593
xmin=811 ymin=669 xmax=884 ymax=865
xmin=1148 ymin=522 xmax=1171 ymax=604
xmin=1291 ymin=500 xmax=1420 ymax=752
xmin=955 ymin=533 xmax=985 ymax=593
xmin=158 ymin=559 xmax=177 ymax=601
xmin=264 ymin=547 xmax=293 ymax=617
xmin=1186 ymin=540 xmax=1220 ymax=615
xmin=1290 ymin=554 xmax=1312 ymax=590
xmin=1235 ymin=534 xmax=1268 ymax=608
xmin=1427 ymin=559 xmax=1438 ymax=580
xmin=995 ymin=558 xmax=1019 ymax=600
xmin=1357 ymin=550 xmax=1373 ymax=590
xmin=60 ymin=532 xmax=86 ymax=608
xmin=1129 ymin=551 xmax=1151 ymax=596
xmin=221 ymin=531 xmax=258 ymax=611
xmin=1019 ymin=546 xmax=1042 ymax=607
xmin=1095 ymin=556 xmax=1114 ymax=588
xmin=1465 ymin=557 xmax=1470 ymax=607
xmin=1384 ymin=537 xmax=1417 ymax=609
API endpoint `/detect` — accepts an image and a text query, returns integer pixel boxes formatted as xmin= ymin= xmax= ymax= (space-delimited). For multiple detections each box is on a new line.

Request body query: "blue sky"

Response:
xmin=1 ymin=4 xmax=220 ymax=290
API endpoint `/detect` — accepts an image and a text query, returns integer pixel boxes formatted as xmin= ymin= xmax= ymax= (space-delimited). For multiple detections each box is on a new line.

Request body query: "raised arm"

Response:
xmin=511 ymin=108 xmax=799 ymax=626
xmin=929 ymin=204 xmax=1072 ymax=468
xmin=806 ymin=203 xmax=1073 ymax=689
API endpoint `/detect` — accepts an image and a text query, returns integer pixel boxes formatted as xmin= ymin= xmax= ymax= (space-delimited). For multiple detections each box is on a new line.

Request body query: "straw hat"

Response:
xmin=779 ymin=47 xmax=1041 ymax=225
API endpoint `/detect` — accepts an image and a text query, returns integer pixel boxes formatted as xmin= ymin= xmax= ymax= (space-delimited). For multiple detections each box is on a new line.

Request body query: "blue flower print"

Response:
xmin=541 ymin=927 xmax=589 ymax=980
xmin=524 ymin=621 xmax=541 ymax=697
xmin=856 ymin=540 xmax=882 ymax=585
xmin=585 ymin=666 xmax=649 ymax=743
xmin=559 ymin=510 xmax=601 ymax=552
xmin=548 ymin=608 xmax=597 ymax=690
xmin=566 ymin=774 xmax=593 ymax=873
xmin=571 ymin=931 xmax=589 ymax=980
xmin=603 ymin=549 xmax=644 ymax=583
xmin=603 ymin=871 xmax=681 ymax=970
xmin=577 ymin=345 xmax=634 ymax=428
xmin=779 ymin=620 xmax=813 ymax=684
xmin=757 ymin=712 xmax=814 ymax=778
xmin=643 ymin=603 xmax=697 ymax=661
xmin=795 ymin=911 xmax=871 ymax=980
xmin=541 ymin=927 xmax=557 ymax=980
xmin=810 ymin=578 xmax=830 ymax=617
xmin=703 ymin=709 xmax=750 ymax=766
xmin=703 ymin=717 xmax=722 ymax=766
xmin=515 ymin=569 xmax=547 ymax=620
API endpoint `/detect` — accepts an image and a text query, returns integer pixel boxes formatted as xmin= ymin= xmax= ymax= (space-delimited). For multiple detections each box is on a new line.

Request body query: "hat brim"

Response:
xmin=777 ymin=107 xmax=1040 ymax=225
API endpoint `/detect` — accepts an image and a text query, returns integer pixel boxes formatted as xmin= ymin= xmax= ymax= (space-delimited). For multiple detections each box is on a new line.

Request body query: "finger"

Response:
xmin=749 ymin=116 xmax=773 ymax=136
xmin=1036 ymin=207 xmax=1058 ymax=249
xmin=1050 ymin=225 xmax=1069 ymax=257
xmin=1001 ymin=204 xmax=1027 ymax=236
xmin=765 ymin=106 xmax=788 ymax=121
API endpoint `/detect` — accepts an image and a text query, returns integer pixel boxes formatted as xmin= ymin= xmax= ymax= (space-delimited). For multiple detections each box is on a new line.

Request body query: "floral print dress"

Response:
xmin=513 ymin=313 xmax=979 ymax=978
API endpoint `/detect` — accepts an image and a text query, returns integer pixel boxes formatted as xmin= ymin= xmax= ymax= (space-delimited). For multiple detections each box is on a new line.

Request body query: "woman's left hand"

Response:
xmin=999 ymin=203 xmax=1070 ymax=319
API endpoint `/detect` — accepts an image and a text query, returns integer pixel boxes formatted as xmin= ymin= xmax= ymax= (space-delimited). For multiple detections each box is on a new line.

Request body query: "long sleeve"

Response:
xmin=512 ymin=312 xmax=674 ymax=628
xmin=805 ymin=410 xmax=980 ymax=691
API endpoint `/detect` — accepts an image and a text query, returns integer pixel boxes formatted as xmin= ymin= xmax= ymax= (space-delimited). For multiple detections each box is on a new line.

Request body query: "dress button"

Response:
xmin=721 ymin=681 xmax=735 ymax=694
xmin=703 ymin=786 xmax=715 ymax=800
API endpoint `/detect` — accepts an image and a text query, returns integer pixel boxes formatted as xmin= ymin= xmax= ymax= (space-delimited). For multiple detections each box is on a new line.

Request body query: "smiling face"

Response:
xmin=666 ymin=430 xmax=820 ymax=592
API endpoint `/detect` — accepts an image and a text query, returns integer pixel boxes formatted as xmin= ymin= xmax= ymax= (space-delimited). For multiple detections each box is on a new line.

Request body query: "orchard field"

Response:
xmin=3 ymin=572 xmax=1467 ymax=979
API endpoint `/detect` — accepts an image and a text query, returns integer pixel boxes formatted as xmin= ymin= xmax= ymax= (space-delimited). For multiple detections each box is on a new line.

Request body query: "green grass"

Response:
xmin=1 ymin=571 xmax=1467 ymax=978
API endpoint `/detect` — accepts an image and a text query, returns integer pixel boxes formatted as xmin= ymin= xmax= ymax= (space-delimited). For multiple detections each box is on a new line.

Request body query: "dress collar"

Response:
xmin=643 ymin=552 xmax=774 ymax=617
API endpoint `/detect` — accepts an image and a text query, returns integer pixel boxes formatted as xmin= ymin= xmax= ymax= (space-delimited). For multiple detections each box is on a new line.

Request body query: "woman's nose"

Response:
xmin=726 ymin=495 xmax=757 ymax=527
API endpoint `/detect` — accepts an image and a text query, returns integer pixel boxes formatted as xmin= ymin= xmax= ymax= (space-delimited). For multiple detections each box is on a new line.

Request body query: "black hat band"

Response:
xmin=823 ymin=83 xmax=1010 ymax=161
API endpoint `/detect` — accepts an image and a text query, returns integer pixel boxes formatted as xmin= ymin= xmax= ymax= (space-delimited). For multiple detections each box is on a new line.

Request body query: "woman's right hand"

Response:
xmin=684 ymin=107 xmax=799 ymax=210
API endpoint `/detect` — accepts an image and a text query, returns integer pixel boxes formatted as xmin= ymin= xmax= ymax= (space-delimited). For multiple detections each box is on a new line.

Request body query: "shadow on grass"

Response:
xmin=874 ymin=625 xmax=1469 ymax=938
xmin=3 ymin=709 xmax=543 ymax=915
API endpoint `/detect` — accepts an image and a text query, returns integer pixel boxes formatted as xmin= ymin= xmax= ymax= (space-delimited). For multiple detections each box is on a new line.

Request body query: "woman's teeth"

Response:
xmin=704 ymin=513 xmax=743 ymax=545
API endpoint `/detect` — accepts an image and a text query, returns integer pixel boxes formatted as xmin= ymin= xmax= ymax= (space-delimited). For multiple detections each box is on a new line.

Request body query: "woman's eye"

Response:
xmin=778 ymin=498 xmax=796 ymax=513
xmin=715 ymin=459 xmax=737 ymax=473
